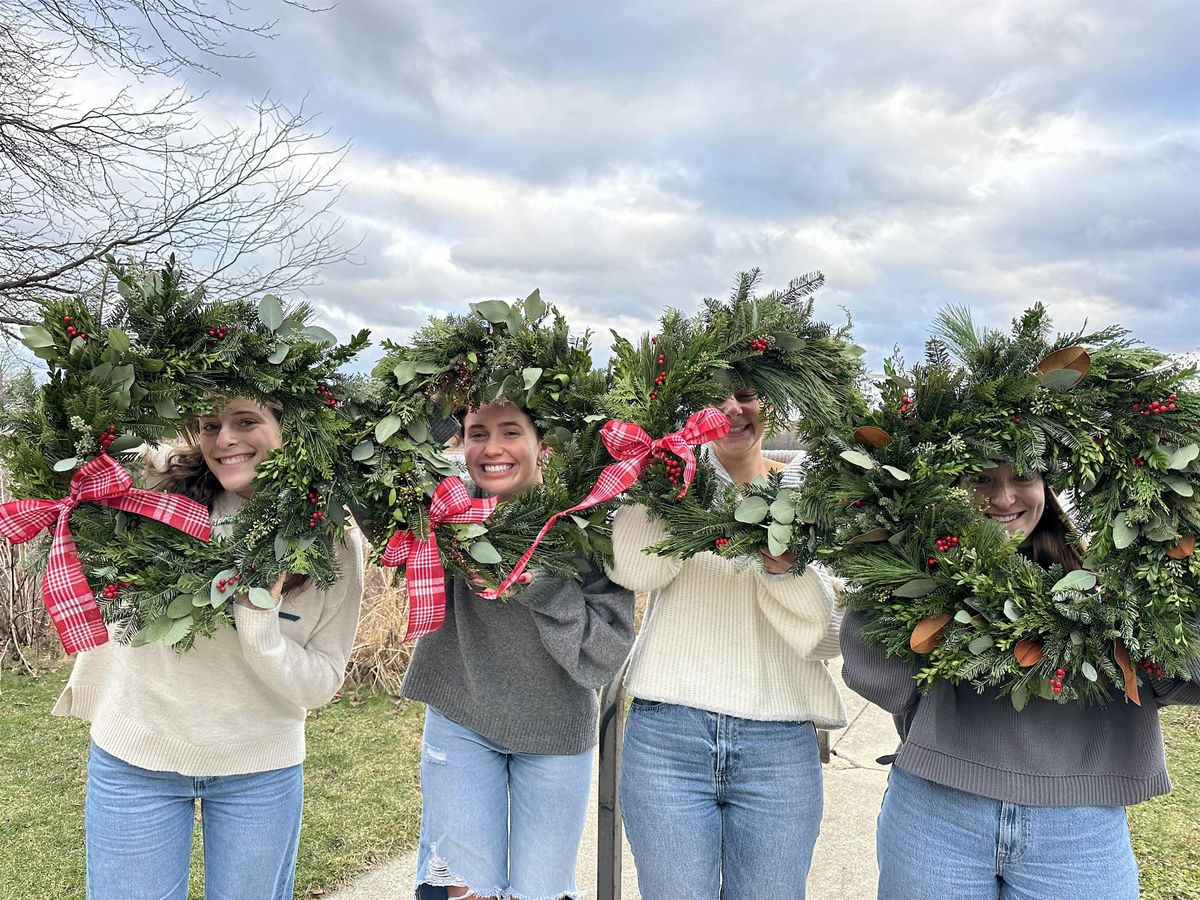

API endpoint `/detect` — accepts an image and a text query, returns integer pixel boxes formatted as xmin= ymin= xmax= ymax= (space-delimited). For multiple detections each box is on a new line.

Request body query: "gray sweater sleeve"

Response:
xmin=514 ymin=568 xmax=636 ymax=690
xmin=839 ymin=608 xmax=921 ymax=717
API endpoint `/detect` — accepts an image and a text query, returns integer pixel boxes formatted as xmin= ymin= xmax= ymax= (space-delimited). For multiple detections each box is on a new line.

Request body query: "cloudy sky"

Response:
xmin=173 ymin=0 xmax=1199 ymax=370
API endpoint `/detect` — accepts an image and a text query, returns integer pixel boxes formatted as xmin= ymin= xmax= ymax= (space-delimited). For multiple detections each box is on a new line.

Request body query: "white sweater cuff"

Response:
xmin=233 ymin=604 xmax=285 ymax=656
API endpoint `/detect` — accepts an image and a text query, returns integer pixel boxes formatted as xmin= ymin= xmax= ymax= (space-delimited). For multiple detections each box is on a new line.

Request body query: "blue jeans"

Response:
xmin=85 ymin=742 xmax=304 ymax=900
xmin=877 ymin=765 xmax=1139 ymax=899
xmin=415 ymin=706 xmax=592 ymax=900
xmin=619 ymin=699 xmax=824 ymax=899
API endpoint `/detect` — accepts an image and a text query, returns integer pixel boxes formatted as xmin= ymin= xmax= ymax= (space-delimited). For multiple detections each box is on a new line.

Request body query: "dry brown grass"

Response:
xmin=343 ymin=564 xmax=414 ymax=695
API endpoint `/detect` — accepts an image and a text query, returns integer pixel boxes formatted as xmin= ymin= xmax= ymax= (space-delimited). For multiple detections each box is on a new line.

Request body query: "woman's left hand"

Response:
xmin=759 ymin=548 xmax=795 ymax=575
xmin=234 ymin=573 xmax=287 ymax=610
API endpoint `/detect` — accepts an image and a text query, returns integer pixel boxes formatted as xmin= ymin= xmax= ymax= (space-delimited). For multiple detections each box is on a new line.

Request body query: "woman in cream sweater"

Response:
xmin=54 ymin=397 xmax=364 ymax=900
xmin=609 ymin=389 xmax=845 ymax=899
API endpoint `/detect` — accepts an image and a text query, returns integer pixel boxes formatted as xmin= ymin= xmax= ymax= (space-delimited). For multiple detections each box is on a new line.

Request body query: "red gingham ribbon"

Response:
xmin=381 ymin=476 xmax=498 ymax=642
xmin=0 ymin=453 xmax=212 ymax=654
xmin=477 ymin=407 xmax=731 ymax=600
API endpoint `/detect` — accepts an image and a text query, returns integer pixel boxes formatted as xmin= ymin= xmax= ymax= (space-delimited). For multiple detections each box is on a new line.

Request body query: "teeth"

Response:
xmin=729 ymin=425 xmax=749 ymax=434
xmin=988 ymin=513 xmax=1021 ymax=523
xmin=482 ymin=464 xmax=513 ymax=473
xmin=217 ymin=454 xmax=254 ymax=465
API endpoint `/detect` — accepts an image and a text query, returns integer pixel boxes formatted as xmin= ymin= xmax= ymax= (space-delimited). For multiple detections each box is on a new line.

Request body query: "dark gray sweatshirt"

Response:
xmin=401 ymin=563 xmax=635 ymax=755
xmin=841 ymin=607 xmax=1200 ymax=807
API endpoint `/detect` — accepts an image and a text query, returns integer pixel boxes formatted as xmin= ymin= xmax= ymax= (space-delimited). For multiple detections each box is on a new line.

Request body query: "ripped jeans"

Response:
xmin=415 ymin=705 xmax=592 ymax=900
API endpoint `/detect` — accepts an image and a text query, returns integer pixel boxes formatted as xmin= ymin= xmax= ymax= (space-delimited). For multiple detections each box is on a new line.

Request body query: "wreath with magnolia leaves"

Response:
xmin=1 ymin=257 xmax=367 ymax=650
xmin=804 ymin=304 xmax=1200 ymax=706
xmin=349 ymin=291 xmax=615 ymax=591
xmin=603 ymin=270 xmax=867 ymax=573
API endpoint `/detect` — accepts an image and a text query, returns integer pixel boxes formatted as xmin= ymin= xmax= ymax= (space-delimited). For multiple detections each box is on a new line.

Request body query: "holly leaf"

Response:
xmin=734 ymin=495 xmax=770 ymax=524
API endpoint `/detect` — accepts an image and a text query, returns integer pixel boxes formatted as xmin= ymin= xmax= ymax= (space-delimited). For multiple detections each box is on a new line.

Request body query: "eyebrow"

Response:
xmin=469 ymin=420 xmax=526 ymax=429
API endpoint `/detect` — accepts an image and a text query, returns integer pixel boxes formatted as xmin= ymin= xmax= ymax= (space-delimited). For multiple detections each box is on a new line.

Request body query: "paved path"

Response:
xmin=330 ymin=659 xmax=896 ymax=899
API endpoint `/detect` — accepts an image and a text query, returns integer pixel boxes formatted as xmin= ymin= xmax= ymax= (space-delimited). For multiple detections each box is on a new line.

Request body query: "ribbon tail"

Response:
xmin=401 ymin=537 xmax=449 ymax=642
xmin=43 ymin=515 xmax=107 ymax=654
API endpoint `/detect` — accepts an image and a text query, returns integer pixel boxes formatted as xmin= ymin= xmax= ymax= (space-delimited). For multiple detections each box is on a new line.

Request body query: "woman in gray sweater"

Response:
xmin=842 ymin=462 xmax=1200 ymax=900
xmin=401 ymin=402 xmax=636 ymax=900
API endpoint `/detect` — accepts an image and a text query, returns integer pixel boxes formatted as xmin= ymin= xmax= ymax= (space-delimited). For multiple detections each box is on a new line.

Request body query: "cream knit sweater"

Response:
xmin=609 ymin=454 xmax=846 ymax=728
xmin=53 ymin=490 xmax=365 ymax=776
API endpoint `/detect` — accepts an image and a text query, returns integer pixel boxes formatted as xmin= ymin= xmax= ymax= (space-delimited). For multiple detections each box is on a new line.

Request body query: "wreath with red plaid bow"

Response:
xmin=0 ymin=257 xmax=368 ymax=652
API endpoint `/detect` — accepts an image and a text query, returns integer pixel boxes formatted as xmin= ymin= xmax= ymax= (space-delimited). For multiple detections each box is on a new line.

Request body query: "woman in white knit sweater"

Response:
xmin=609 ymin=389 xmax=845 ymax=899
xmin=54 ymin=397 xmax=364 ymax=900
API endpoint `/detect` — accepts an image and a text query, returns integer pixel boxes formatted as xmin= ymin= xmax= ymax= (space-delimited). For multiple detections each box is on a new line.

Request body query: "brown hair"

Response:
xmin=1026 ymin=483 xmax=1083 ymax=573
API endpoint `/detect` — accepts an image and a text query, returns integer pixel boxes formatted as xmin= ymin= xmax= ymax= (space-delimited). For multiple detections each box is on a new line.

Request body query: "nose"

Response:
xmin=216 ymin=425 xmax=239 ymax=447
xmin=718 ymin=396 xmax=741 ymax=418
xmin=989 ymin=481 xmax=1017 ymax=509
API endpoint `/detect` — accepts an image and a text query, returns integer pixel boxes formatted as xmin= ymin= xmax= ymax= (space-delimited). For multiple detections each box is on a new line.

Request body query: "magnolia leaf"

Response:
xmin=1164 ymin=474 xmax=1194 ymax=497
xmin=849 ymin=527 xmax=893 ymax=544
xmin=1003 ymin=599 xmax=1020 ymax=621
xmin=768 ymin=497 xmax=796 ymax=524
xmin=468 ymin=540 xmax=502 ymax=565
xmin=52 ymin=457 xmax=78 ymax=472
xmin=968 ymin=635 xmax=994 ymax=655
xmin=393 ymin=362 xmax=417 ymax=385
xmin=1040 ymin=368 xmax=1085 ymax=391
xmin=524 ymin=289 xmax=546 ymax=320
xmin=471 ymin=300 xmax=512 ymax=324
xmin=258 ymin=295 xmax=285 ymax=331
xmin=522 ymin=367 xmax=543 ymax=390
xmin=1081 ymin=661 xmax=1098 ymax=682
xmin=853 ymin=426 xmax=893 ymax=448
xmin=351 ymin=440 xmax=375 ymax=462
xmin=734 ymin=495 xmax=770 ymax=524
xmin=910 ymin=614 xmax=952 ymax=653
xmin=1169 ymin=443 xmax=1200 ymax=470
xmin=20 ymin=324 xmax=55 ymax=349
xmin=247 ymin=587 xmax=276 ymax=609
xmin=839 ymin=449 xmax=876 ymax=470
xmin=131 ymin=615 xmax=172 ymax=647
xmin=375 ymin=415 xmax=404 ymax=444
xmin=954 ymin=609 xmax=973 ymax=624
xmin=301 ymin=325 xmax=337 ymax=346
xmin=1113 ymin=512 xmax=1140 ymax=550
xmin=1051 ymin=569 xmax=1098 ymax=592
xmin=894 ymin=578 xmax=938 ymax=598
xmin=267 ymin=344 xmax=290 ymax=365
xmin=1167 ymin=535 xmax=1196 ymax=559
xmin=882 ymin=465 xmax=911 ymax=481
xmin=1014 ymin=639 xmax=1044 ymax=667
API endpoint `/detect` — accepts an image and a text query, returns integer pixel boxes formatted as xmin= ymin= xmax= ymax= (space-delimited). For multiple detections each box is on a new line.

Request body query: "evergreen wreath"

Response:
xmin=352 ymin=291 xmax=614 ymax=592
xmin=804 ymin=304 xmax=1200 ymax=706
xmin=1 ymin=257 xmax=368 ymax=650
xmin=603 ymin=269 xmax=866 ymax=572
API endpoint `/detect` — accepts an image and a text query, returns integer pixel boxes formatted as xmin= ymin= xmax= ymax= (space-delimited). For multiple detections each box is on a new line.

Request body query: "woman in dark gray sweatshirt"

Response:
xmin=841 ymin=462 xmax=1200 ymax=900
xmin=401 ymin=402 xmax=635 ymax=900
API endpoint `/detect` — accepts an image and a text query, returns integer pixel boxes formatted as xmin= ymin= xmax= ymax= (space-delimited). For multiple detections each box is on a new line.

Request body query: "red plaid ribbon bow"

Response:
xmin=381 ymin=476 xmax=498 ymax=642
xmin=0 ymin=453 xmax=212 ymax=654
xmin=477 ymin=407 xmax=731 ymax=600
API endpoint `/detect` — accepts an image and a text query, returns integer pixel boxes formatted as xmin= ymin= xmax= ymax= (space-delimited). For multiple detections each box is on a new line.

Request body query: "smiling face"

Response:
xmin=967 ymin=462 xmax=1046 ymax=539
xmin=463 ymin=403 xmax=545 ymax=500
xmin=714 ymin=389 xmax=764 ymax=454
xmin=196 ymin=398 xmax=283 ymax=498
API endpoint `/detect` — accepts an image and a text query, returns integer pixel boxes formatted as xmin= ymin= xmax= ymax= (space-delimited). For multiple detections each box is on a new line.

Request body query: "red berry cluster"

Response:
xmin=307 ymin=487 xmax=326 ymax=528
xmin=935 ymin=534 xmax=959 ymax=553
xmin=216 ymin=573 xmax=243 ymax=594
xmin=1050 ymin=666 xmax=1066 ymax=695
xmin=899 ymin=395 xmax=913 ymax=416
xmin=852 ymin=499 xmax=865 ymax=509
xmin=100 ymin=581 xmax=131 ymax=600
xmin=1011 ymin=415 xmax=1023 ymax=424
xmin=1132 ymin=455 xmax=1147 ymax=467
xmin=207 ymin=325 xmax=230 ymax=340
xmin=714 ymin=537 xmax=731 ymax=550
xmin=1141 ymin=658 xmax=1164 ymax=678
xmin=315 ymin=384 xmax=338 ymax=408
xmin=63 ymin=315 xmax=89 ymax=341
xmin=656 ymin=452 xmax=684 ymax=486
xmin=1132 ymin=394 xmax=1177 ymax=416
xmin=97 ymin=424 xmax=119 ymax=453
xmin=748 ymin=336 xmax=770 ymax=352
xmin=650 ymin=351 xmax=667 ymax=401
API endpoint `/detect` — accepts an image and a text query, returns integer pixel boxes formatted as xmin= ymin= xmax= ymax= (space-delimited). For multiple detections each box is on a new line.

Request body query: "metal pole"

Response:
xmin=596 ymin=675 xmax=625 ymax=900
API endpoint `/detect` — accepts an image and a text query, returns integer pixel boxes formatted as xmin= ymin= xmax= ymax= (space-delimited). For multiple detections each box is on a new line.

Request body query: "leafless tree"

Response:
xmin=0 ymin=0 xmax=352 ymax=334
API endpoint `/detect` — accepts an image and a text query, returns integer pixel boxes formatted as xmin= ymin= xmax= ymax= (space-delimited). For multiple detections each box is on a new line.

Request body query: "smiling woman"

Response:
xmin=196 ymin=399 xmax=285 ymax=498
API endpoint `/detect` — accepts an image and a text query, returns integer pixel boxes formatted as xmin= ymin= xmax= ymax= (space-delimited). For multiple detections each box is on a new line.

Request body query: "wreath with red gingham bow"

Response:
xmin=1 ymin=257 xmax=368 ymax=652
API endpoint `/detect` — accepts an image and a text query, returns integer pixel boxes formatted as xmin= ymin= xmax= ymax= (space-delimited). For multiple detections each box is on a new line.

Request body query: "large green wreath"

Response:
xmin=350 ymin=291 xmax=614 ymax=590
xmin=2 ymin=257 xmax=367 ymax=649
xmin=805 ymin=305 xmax=1200 ymax=706
xmin=603 ymin=270 xmax=866 ymax=572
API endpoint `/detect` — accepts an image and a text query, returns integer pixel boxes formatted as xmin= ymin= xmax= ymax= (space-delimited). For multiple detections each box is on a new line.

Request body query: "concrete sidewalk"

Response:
xmin=330 ymin=659 xmax=896 ymax=899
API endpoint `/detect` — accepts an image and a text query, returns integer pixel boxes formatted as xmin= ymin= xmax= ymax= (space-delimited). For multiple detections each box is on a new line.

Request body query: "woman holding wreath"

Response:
xmin=54 ymin=394 xmax=366 ymax=900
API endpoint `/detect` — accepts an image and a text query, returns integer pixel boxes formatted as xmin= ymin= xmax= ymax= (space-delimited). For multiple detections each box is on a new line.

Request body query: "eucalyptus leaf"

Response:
xmin=1165 ymin=474 xmax=1195 ymax=497
xmin=407 ymin=417 xmax=430 ymax=443
xmin=771 ymin=333 xmax=805 ymax=351
xmin=52 ymin=457 xmax=78 ymax=472
xmin=1112 ymin=512 xmax=1140 ymax=550
xmin=522 ymin=367 xmax=543 ymax=390
xmin=894 ymin=578 xmax=938 ymax=598
xmin=767 ymin=521 xmax=793 ymax=555
xmin=20 ymin=324 xmax=55 ymax=350
xmin=111 ymin=364 xmax=135 ymax=390
xmin=209 ymin=568 xmax=239 ymax=606
xmin=1051 ymin=569 xmax=1098 ymax=592
xmin=166 ymin=594 xmax=195 ymax=618
xmin=153 ymin=396 xmax=180 ymax=419
xmin=109 ymin=434 xmax=142 ymax=453
xmin=393 ymin=362 xmax=417 ymax=385
xmin=267 ymin=344 xmax=290 ymax=365
xmin=881 ymin=465 xmax=911 ymax=481
xmin=839 ymin=449 xmax=876 ymax=470
xmin=954 ymin=610 xmax=973 ymax=624
xmin=301 ymin=325 xmax=337 ymax=346
xmin=1070 ymin=631 xmax=1084 ymax=646
xmin=162 ymin=616 xmax=193 ymax=647
xmin=1011 ymin=683 xmax=1030 ymax=711
xmin=1003 ymin=599 xmax=1020 ymax=621
xmin=90 ymin=362 xmax=114 ymax=384
xmin=524 ymin=289 xmax=546 ymax=320
xmin=258 ymin=294 xmax=285 ymax=331
xmin=247 ymin=587 xmax=277 ymax=609
xmin=571 ymin=515 xmax=590 ymax=529
xmin=131 ymin=615 xmax=172 ymax=647
xmin=734 ymin=495 xmax=770 ymax=524
xmin=471 ymin=300 xmax=513 ymax=324
xmin=413 ymin=361 xmax=440 ymax=375
xmin=468 ymin=540 xmax=502 ymax=565
xmin=1081 ymin=661 xmax=1098 ymax=682
xmin=968 ymin=635 xmax=994 ymax=655
xmin=274 ymin=532 xmax=289 ymax=561
xmin=375 ymin=415 xmax=404 ymax=444
xmin=768 ymin=497 xmax=796 ymax=523
xmin=1169 ymin=443 xmax=1199 ymax=470
xmin=351 ymin=440 xmax=375 ymax=462
xmin=106 ymin=328 xmax=131 ymax=354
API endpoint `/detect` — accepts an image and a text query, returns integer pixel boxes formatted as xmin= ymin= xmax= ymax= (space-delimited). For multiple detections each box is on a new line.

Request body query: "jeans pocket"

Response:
xmin=629 ymin=697 xmax=666 ymax=712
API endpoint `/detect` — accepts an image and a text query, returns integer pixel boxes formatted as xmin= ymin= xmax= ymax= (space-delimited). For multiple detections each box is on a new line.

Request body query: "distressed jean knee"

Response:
xmin=415 ymin=844 xmax=505 ymax=900
xmin=424 ymin=742 xmax=448 ymax=765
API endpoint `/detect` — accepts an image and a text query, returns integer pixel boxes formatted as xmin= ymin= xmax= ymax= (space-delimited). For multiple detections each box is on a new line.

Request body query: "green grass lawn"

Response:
xmin=0 ymin=661 xmax=423 ymax=900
